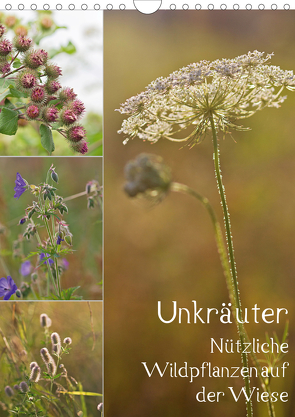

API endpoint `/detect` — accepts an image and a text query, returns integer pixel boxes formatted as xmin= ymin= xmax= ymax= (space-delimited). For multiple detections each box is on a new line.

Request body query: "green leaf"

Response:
xmin=0 ymin=78 xmax=14 ymax=90
xmin=51 ymin=286 xmax=81 ymax=300
xmin=9 ymin=86 xmax=28 ymax=98
xmin=0 ymin=107 xmax=19 ymax=135
xmin=49 ymin=41 xmax=76 ymax=59
xmin=40 ymin=124 xmax=55 ymax=154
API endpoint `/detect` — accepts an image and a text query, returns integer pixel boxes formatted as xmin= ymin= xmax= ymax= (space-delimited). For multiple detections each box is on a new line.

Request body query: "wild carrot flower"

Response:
xmin=14 ymin=172 xmax=27 ymax=199
xmin=0 ymin=276 xmax=17 ymax=300
xmin=118 ymin=51 xmax=295 ymax=146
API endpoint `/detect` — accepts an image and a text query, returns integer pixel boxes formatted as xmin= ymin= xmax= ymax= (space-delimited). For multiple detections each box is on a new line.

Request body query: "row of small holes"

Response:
xmin=3 ymin=3 xmax=291 ymax=9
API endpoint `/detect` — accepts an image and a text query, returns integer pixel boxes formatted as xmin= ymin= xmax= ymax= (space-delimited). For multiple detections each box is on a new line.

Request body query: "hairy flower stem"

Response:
xmin=44 ymin=218 xmax=61 ymax=298
xmin=209 ymin=114 xmax=253 ymax=417
xmin=171 ymin=181 xmax=275 ymax=417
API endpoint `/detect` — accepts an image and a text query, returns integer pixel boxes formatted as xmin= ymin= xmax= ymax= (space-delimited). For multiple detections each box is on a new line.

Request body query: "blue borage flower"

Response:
xmin=14 ymin=172 xmax=27 ymax=199
xmin=0 ymin=276 xmax=17 ymax=300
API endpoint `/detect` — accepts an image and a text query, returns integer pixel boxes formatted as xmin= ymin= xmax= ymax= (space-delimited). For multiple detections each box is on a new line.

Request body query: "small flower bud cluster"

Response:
xmin=0 ymin=18 xmax=88 ymax=154
xmin=124 ymin=154 xmax=172 ymax=203
xmin=19 ymin=381 xmax=29 ymax=393
xmin=30 ymin=362 xmax=41 ymax=382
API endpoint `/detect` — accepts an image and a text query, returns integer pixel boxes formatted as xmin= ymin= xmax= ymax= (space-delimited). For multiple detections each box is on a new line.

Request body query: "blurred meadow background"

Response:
xmin=104 ymin=10 xmax=295 ymax=417
xmin=0 ymin=157 xmax=102 ymax=300
xmin=0 ymin=301 xmax=102 ymax=416
xmin=0 ymin=10 xmax=102 ymax=156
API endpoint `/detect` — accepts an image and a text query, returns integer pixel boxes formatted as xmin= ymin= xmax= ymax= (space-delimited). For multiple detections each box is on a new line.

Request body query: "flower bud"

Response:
xmin=58 ymin=87 xmax=77 ymax=103
xmin=0 ymin=58 xmax=10 ymax=75
xmin=26 ymin=104 xmax=40 ymax=120
xmin=64 ymin=235 xmax=73 ymax=246
xmin=70 ymin=139 xmax=88 ymax=155
xmin=15 ymin=289 xmax=22 ymax=298
xmin=19 ymin=381 xmax=29 ymax=393
xmin=40 ymin=347 xmax=56 ymax=375
xmin=40 ymin=16 xmax=54 ymax=30
xmin=50 ymin=169 xmax=58 ymax=183
xmin=0 ymin=24 xmax=6 ymax=38
xmin=14 ymin=25 xmax=28 ymax=36
xmin=45 ymin=80 xmax=61 ymax=94
xmin=30 ymin=361 xmax=39 ymax=370
xmin=63 ymin=337 xmax=72 ymax=345
xmin=23 ymin=49 xmax=48 ymax=69
xmin=30 ymin=86 xmax=46 ymax=103
xmin=17 ymin=70 xmax=37 ymax=90
xmin=13 ymin=384 xmax=20 ymax=391
xmin=30 ymin=365 xmax=41 ymax=382
xmin=42 ymin=106 xmax=59 ymax=123
xmin=70 ymin=100 xmax=85 ymax=117
xmin=40 ymin=313 xmax=51 ymax=328
xmin=5 ymin=16 xmax=17 ymax=28
xmin=66 ymin=125 xmax=86 ymax=142
xmin=13 ymin=35 xmax=32 ymax=52
xmin=87 ymin=197 xmax=95 ymax=209
xmin=5 ymin=386 xmax=14 ymax=397
xmin=51 ymin=332 xmax=61 ymax=345
xmin=0 ymin=39 xmax=13 ymax=56
xmin=31 ymin=272 xmax=38 ymax=282
xmin=60 ymin=108 xmax=78 ymax=125
xmin=44 ymin=63 xmax=62 ymax=79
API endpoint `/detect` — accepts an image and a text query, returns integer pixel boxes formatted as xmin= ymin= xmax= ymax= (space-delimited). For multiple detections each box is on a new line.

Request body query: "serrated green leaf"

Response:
xmin=9 ymin=86 xmax=28 ymax=98
xmin=40 ymin=124 xmax=55 ymax=154
xmin=0 ymin=107 xmax=19 ymax=135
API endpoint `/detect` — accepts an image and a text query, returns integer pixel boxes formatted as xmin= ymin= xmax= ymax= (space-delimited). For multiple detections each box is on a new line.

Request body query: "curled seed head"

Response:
xmin=124 ymin=154 xmax=172 ymax=201
xmin=40 ymin=313 xmax=51 ymax=328
xmin=30 ymin=365 xmax=41 ymax=383
xmin=4 ymin=386 xmax=14 ymax=397
xmin=19 ymin=381 xmax=29 ymax=393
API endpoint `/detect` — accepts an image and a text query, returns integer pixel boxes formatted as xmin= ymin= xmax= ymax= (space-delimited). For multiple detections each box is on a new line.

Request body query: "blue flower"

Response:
xmin=14 ymin=173 xmax=27 ymax=199
xmin=0 ymin=276 xmax=17 ymax=300
xmin=57 ymin=234 xmax=64 ymax=245
xmin=39 ymin=253 xmax=54 ymax=266
xmin=19 ymin=260 xmax=32 ymax=276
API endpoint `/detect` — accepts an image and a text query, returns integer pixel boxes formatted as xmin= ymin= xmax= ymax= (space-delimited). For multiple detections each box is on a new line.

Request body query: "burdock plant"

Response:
xmin=118 ymin=51 xmax=295 ymax=417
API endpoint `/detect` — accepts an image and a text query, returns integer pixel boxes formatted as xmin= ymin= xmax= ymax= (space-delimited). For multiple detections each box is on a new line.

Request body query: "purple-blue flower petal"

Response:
xmin=0 ymin=276 xmax=17 ymax=300
xmin=14 ymin=173 xmax=27 ymax=199
xmin=20 ymin=260 xmax=32 ymax=276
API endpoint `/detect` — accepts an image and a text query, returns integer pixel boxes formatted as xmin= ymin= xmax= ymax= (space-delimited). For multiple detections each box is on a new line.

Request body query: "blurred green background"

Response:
xmin=0 ymin=301 xmax=102 ymax=416
xmin=104 ymin=10 xmax=295 ymax=417
xmin=0 ymin=157 xmax=102 ymax=300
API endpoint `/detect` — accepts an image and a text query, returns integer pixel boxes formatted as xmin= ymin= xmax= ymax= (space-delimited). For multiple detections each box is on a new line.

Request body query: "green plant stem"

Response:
xmin=171 ymin=180 xmax=275 ymax=417
xmin=44 ymin=218 xmax=61 ymax=297
xmin=209 ymin=114 xmax=253 ymax=417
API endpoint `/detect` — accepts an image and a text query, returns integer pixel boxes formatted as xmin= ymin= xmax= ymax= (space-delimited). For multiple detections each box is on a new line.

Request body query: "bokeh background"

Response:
xmin=104 ymin=10 xmax=295 ymax=417
xmin=0 ymin=10 xmax=103 ymax=156
xmin=0 ymin=157 xmax=102 ymax=300
xmin=0 ymin=301 xmax=102 ymax=416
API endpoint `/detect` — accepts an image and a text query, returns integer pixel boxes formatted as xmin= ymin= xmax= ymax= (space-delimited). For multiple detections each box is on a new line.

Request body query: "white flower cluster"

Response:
xmin=117 ymin=51 xmax=295 ymax=146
